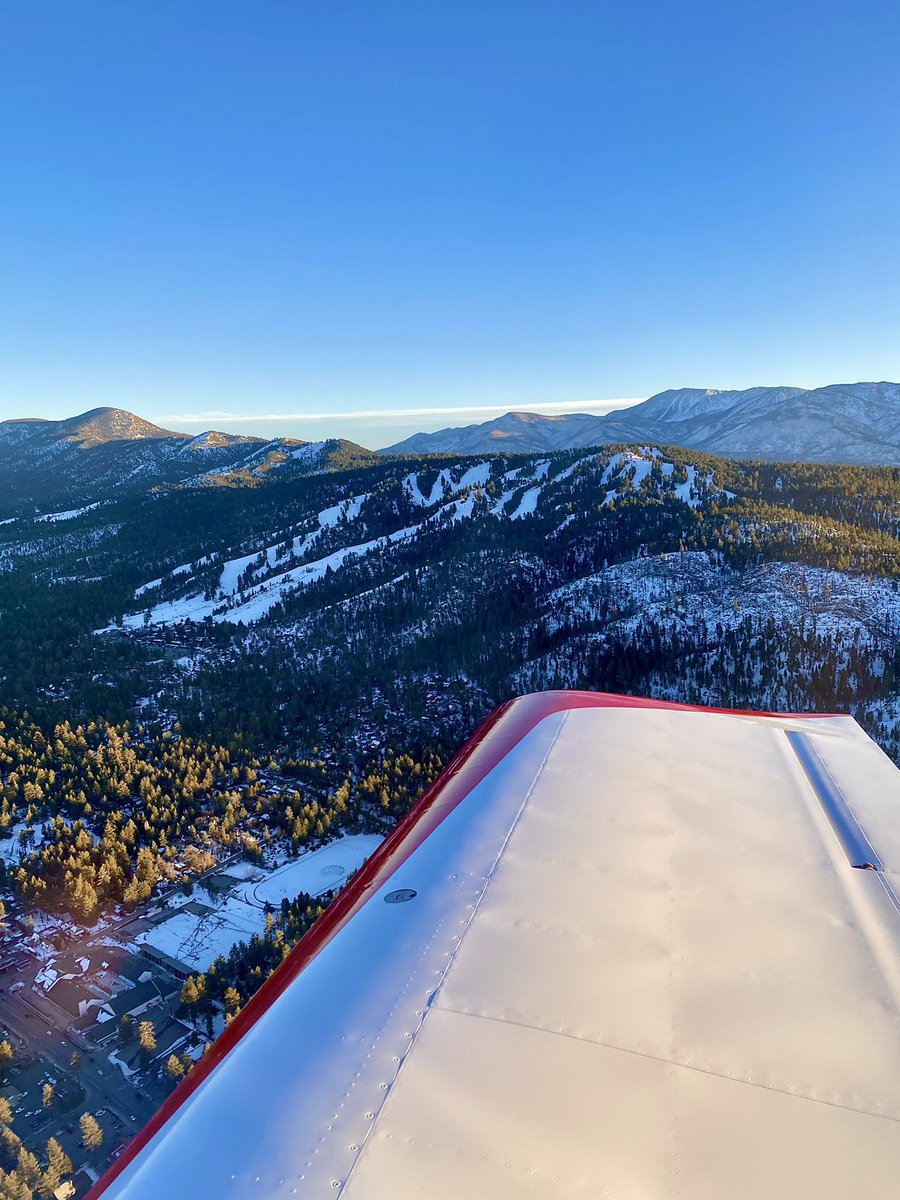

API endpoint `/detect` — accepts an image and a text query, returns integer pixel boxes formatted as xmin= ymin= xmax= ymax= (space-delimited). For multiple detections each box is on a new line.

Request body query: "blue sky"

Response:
xmin=1 ymin=2 xmax=898 ymax=448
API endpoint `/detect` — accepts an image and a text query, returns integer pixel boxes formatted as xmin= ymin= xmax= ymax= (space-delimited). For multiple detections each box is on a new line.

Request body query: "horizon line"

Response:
xmin=158 ymin=398 xmax=644 ymax=425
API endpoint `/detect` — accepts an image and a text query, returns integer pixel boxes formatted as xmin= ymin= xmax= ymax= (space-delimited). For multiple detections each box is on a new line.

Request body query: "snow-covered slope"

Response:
xmin=10 ymin=434 xmax=900 ymax=773
xmin=382 ymin=381 xmax=900 ymax=465
xmin=116 ymin=449 xmax=732 ymax=628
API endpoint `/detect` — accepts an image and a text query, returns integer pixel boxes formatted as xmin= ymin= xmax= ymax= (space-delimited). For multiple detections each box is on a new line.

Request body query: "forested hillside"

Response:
xmin=2 ymin=442 xmax=900 ymax=926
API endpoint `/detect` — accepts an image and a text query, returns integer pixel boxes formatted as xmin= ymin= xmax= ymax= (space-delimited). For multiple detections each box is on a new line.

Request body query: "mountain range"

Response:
xmin=0 ymin=407 xmax=375 ymax=514
xmin=382 ymin=381 xmax=900 ymax=465
xmin=3 ymin=380 xmax=899 ymax=515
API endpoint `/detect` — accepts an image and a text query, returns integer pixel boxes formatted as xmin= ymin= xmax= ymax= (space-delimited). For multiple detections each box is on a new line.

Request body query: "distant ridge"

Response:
xmin=0 ymin=406 xmax=376 ymax=514
xmin=381 ymin=382 xmax=900 ymax=466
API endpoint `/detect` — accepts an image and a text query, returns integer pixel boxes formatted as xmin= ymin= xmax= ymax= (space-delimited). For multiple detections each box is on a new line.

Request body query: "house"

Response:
xmin=136 ymin=942 xmax=192 ymax=983
xmin=91 ymin=949 xmax=154 ymax=993
xmin=96 ymin=979 xmax=162 ymax=1025
xmin=46 ymin=976 xmax=103 ymax=1020
xmin=35 ymin=950 xmax=92 ymax=993
xmin=112 ymin=1016 xmax=191 ymax=1072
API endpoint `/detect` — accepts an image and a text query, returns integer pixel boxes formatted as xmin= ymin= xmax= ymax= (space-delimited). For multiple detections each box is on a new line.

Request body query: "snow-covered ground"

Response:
xmin=114 ymin=449 xmax=734 ymax=630
xmin=403 ymin=462 xmax=491 ymax=507
xmin=35 ymin=502 xmax=103 ymax=523
xmin=547 ymin=551 xmax=900 ymax=642
xmin=0 ymin=819 xmax=49 ymax=865
xmin=290 ymin=441 xmax=325 ymax=463
xmin=136 ymin=834 xmax=382 ymax=974
xmin=510 ymin=487 xmax=541 ymax=520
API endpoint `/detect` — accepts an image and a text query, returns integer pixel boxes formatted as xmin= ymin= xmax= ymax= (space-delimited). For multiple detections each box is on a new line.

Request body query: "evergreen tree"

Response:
xmin=13 ymin=1150 xmax=39 ymax=1188
xmin=44 ymin=1139 xmax=71 ymax=1185
xmin=138 ymin=1020 xmax=157 ymax=1058
xmin=179 ymin=976 xmax=199 ymax=1006
xmin=79 ymin=1113 xmax=102 ymax=1150
xmin=165 ymin=1054 xmax=184 ymax=1081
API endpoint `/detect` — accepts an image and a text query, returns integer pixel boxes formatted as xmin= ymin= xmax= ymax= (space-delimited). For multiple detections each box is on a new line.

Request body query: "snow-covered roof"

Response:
xmin=135 ymin=836 xmax=381 ymax=975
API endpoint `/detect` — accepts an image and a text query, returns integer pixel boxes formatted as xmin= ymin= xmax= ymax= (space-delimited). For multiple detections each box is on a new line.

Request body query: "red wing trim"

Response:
xmin=86 ymin=689 xmax=833 ymax=1197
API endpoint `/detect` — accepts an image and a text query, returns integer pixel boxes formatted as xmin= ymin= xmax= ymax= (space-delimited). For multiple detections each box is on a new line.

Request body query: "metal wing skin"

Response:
xmin=87 ymin=691 xmax=900 ymax=1199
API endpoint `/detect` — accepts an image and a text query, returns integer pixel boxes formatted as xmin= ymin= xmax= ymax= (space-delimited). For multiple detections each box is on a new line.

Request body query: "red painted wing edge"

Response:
xmin=86 ymin=689 xmax=833 ymax=1197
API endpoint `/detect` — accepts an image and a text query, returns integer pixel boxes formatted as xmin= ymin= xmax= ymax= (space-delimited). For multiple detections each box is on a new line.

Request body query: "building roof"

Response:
xmin=100 ymin=980 xmax=161 ymax=1019
xmin=86 ymin=693 xmax=900 ymax=1199
xmin=50 ymin=950 xmax=92 ymax=977
xmin=115 ymin=1018 xmax=191 ymax=1069
xmin=96 ymin=949 xmax=154 ymax=985
xmin=46 ymin=975 xmax=100 ymax=1018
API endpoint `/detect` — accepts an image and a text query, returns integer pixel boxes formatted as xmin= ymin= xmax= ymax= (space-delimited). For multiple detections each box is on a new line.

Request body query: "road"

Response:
xmin=0 ymin=983 xmax=164 ymax=1135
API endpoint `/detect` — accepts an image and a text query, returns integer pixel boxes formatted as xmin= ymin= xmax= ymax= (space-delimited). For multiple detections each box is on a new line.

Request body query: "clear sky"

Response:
xmin=1 ymin=2 xmax=898 ymax=448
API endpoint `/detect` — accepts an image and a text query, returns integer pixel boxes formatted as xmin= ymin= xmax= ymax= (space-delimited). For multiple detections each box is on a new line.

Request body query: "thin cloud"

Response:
xmin=161 ymin=398 xmax=642 ymax=424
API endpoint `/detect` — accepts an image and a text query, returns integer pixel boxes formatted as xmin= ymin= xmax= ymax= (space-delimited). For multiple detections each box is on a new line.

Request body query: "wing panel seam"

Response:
xmin=338 ymin=711 xmax=570 ymax=1195
xmin=432 ymin=1004 xmax=900 ymax=1126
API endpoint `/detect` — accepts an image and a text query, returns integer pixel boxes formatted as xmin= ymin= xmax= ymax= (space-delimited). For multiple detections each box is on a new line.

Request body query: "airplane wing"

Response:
xmin=87 ymin=691 xmax=900 ymax=1199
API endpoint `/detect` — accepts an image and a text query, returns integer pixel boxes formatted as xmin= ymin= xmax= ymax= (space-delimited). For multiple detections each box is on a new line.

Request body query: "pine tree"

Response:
xmin=0 ymin=1097 xmax=12 ymax=1125
xmin=41 ymin=1085 xmax=53 ymax=1110
xmin=165 ymin=1054 xmax=184 ymax=1081
xmin=138 ymin=1020 xmax=156 ymax=1057
xmin=0 ymin=1126 xmax=19 ymax=1156
xmin=0 ymin=1042 xmax=14 ymax=1075
xmin=14 ymin=1148 xmax=40 ymax=1187
xmin=0 ymin=1167 xmax=33 ymax=1200
xmin=179 ymin=976 xmax=200 ymax=1007
xmin=79 ymin=1113 xmax=102 ymax=1150
xmin=45 ymin=1138 xmax=72 ymax=1179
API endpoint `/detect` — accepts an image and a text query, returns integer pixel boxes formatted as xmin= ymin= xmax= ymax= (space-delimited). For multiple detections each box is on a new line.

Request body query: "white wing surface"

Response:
xmin=88 ymin=691 xmax=900 ymax=1199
